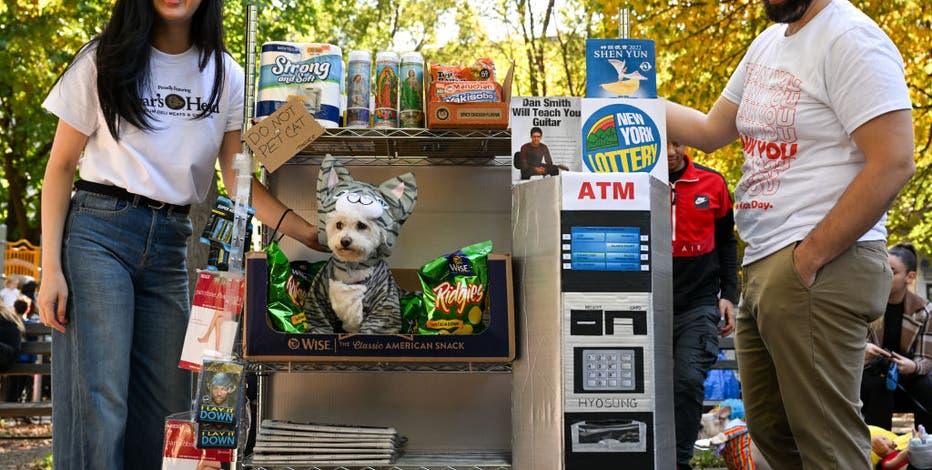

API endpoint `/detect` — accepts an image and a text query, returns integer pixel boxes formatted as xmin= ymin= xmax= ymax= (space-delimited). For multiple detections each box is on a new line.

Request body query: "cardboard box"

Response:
xmin=242 ymin=252 xmax=515 ymax=362
xmin=426 ymin=64 xmax=514 ymax=129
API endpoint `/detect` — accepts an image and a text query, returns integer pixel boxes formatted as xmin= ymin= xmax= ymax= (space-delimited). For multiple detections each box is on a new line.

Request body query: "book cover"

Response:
xmin=196 ymin=422 xmax=238 ymax=449
xmin=195 ymin=360 xmax=244 ymax=426
xmin=585 ymin=39 xmax=656 ymax=99
xmin=162 ymin=412 xmax=233 ymax=469
xmin=179 ymin=271 xmax=245 ymax=371
xmin=510 ymin=96 xmax=582 ymax=185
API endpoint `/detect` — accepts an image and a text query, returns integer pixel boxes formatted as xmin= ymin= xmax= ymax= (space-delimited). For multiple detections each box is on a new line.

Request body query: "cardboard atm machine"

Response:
xmin=512 ymin=171 xmax=673 ymax=469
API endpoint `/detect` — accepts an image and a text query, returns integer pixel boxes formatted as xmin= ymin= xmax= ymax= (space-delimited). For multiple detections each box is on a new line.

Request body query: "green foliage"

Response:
xmin=33 ymin=452 xmax=53 ymax=469
xmin=0 ymin=1 xmax=108 ymax=242
xmin=691 ymin=447 xmax=727 ymax=469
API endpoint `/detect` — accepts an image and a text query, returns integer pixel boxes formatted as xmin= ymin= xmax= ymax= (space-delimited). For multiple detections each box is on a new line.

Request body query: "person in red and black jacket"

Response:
xmin=668 ymin=140 xmax=739 ymax=470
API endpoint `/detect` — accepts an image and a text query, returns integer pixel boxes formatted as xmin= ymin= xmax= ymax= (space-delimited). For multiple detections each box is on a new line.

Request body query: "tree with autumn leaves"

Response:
xmin=1 ymin=0 xmax=928 ymax=252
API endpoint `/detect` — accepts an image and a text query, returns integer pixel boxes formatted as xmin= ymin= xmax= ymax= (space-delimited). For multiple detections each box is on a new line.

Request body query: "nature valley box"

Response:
xmin=242 ymin=252 xmax=515 ymax=362
xmin=586 ymin=39 xmax=657 ymax=99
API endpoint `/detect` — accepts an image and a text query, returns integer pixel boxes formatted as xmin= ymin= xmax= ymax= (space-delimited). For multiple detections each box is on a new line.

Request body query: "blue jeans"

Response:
xmin=52 ymin=190 xmax=193 ymax=469
xmin=673 ymin=304 xmax=721 ymax=467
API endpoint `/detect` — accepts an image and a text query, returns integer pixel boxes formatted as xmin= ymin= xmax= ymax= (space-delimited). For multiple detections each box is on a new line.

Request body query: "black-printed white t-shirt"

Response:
xmin=43 ymin=45 xmax=244 ymax=205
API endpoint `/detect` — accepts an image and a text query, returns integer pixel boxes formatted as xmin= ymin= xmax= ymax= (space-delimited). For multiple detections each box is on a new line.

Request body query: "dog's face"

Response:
xmin=325 ymin=209 xmax=385 ymax=263
xmin=316 ymin=156 xmax=417 ymax=259
xmin=697 ymin=406 xmax=731 ymax=439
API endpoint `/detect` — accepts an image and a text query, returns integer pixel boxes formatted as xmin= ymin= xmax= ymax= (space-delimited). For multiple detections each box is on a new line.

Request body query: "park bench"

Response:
xmin=0 ymin=322 xmax=52 ymax=418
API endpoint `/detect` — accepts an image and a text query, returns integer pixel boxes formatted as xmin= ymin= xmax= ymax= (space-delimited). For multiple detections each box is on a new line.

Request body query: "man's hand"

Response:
xmin=792 ymin=240 xmax=823 ymax=287
xmin=718 ymin=298 xmax=735 ymax=337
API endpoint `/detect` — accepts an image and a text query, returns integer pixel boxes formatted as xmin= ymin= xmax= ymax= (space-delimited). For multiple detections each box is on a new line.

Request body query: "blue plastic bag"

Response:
xmin=704 ymin=351 xmax=741 ymax=400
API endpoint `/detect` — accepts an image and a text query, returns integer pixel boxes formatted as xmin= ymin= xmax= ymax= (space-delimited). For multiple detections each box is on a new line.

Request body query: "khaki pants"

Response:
xmin=736 ymin=241 xmax=890 ymax=469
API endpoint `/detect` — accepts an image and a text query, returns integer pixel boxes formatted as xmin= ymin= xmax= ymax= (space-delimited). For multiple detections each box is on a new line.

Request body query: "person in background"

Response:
xmin=0 ymin=277 xmax=20 ymax=308
xmin=668 ymin=141 xmax=738 ymax=469
xmin=2 ymin=295 xmax=36 ymax=403
xmin=664 ymin=0 xmax=915 ymax=467
xmin=37 ymin=0 xmax=323 ymax=468
xmin=862 ymin=242 xmax=932 ymax=430
xmin=0 ymin=303 xmax=24 ymax=373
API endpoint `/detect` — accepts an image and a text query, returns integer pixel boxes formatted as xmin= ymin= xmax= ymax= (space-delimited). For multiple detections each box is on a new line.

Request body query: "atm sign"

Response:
xmin=577 ymin=181 xmax=634 ymax=200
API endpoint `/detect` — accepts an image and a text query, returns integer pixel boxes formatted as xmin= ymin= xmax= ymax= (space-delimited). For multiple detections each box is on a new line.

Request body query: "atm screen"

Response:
xmin=561 ymin=211 xmax=652 ymax=292
xmin=570 ymin=227 xmax=642 ymax=271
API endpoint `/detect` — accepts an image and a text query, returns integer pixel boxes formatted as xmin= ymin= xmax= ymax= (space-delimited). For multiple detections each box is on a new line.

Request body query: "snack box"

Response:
xmin=242 ymin=252 xmax=515 ymax=362
xmin=426 ymin=63 xmax=514 ymax=130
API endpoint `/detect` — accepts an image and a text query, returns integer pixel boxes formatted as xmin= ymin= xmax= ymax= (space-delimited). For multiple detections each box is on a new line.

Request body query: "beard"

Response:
xmin=761 ymin=0 xmax=813 ymax=23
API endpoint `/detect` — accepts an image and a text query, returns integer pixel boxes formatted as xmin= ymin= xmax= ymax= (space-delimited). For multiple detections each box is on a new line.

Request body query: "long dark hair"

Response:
xmin=889 ymin=242 xmax=918 ymax=273
xmin=68 ymin=0 xmax=227 ymax=139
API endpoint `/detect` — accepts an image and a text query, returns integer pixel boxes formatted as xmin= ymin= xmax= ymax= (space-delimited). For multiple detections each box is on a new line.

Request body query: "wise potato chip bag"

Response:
xmin=265 ymin=242 xmax=325 ymax=333
xmin=415 ymin=240 xmax=492 ymax=335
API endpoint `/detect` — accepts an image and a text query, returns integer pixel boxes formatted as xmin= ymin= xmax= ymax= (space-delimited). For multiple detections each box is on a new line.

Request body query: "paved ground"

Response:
xmin=0 ymin=420 xmax=51 ymax=470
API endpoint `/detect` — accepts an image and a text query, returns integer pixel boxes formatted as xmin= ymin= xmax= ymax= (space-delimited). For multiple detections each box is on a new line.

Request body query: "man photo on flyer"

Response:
xmin=516 ymin=127 xmax=568 ymax=180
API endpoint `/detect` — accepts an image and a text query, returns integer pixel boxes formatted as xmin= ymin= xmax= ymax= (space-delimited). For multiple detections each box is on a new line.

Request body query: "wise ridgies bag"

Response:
xmin=410 ymin=240 xmax=492 ymax=335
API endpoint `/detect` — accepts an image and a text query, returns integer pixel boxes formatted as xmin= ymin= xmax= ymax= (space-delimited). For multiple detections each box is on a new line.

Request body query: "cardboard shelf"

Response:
xmin=287 ymin=128 xmax=513 ymax=165
xmin=246 ymin=361 xmax=513 ymax=374
xmin=242 ymin=253 xmax=515 ymax=363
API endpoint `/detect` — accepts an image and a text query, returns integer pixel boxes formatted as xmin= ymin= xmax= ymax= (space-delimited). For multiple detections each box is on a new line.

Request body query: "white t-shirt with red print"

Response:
xmin=43 ymin=45 xmax=244 ymax=206
xmin=722 ymin=0 xmax=911 ymax=265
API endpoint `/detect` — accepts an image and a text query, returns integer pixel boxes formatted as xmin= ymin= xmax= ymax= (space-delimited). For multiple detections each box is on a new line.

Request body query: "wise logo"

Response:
xmin=582 ymin=104 xmax=661 ymax=174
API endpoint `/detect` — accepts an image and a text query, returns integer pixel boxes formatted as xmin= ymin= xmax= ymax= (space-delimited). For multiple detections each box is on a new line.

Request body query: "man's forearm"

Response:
xmin=796 ymin=157 xmax=913 ymax=274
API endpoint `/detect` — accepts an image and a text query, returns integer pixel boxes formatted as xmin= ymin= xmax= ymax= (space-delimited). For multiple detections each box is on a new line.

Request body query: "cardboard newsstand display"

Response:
xmin=242 ymin=252 xmax=515 ymax=362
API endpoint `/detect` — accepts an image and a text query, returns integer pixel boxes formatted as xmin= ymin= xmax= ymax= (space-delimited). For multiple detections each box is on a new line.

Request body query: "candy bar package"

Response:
xmin=414 ymin=240 xmax=492 ymax=334
xmin=196 ymin=360 xmax=244 ymax=427
xmin=265 ymin=241 xmax=327 ymax=333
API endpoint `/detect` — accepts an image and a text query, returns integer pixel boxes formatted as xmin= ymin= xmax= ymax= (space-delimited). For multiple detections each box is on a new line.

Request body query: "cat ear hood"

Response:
xmin=316 ymin=155 xmax=417 ymax=257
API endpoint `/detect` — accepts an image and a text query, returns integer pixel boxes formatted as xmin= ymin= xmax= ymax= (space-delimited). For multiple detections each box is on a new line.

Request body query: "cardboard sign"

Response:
xmin=244 ymin=97 xmax=325 ymax=173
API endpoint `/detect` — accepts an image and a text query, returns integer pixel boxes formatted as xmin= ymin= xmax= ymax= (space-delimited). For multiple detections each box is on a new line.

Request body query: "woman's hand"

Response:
xmin=37 ymin=268 xmax=69 ymax=333
xmin=890 ymin=351 xmax=918 ymax=375
xmin=864 ymin=343 xmax=889 ymax=365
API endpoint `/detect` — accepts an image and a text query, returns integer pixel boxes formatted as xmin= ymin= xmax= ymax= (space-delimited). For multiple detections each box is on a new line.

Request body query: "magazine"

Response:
xmin=585 ymin=39 xmax=657 ymax=99
xmin=195 ymin=360 xmax=244 ymax=427
xmin=162 ymin=412 xmax=233 ymax=470
xmin=260 ymin=419 xmax=397 ymax=436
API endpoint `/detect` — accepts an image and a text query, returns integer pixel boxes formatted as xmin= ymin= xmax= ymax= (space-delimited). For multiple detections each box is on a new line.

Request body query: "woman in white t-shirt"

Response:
xmin=37 ymin=1 xmax=323 ymax=468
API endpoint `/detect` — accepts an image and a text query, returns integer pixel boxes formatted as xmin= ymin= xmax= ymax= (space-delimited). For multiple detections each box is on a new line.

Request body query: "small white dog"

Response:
xmin=303 ymin=155 xmax=417 ymax=334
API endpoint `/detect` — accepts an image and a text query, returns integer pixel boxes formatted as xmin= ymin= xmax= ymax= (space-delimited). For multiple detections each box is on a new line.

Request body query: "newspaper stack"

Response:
xmin=249 ymin=419 xmax=406 ymax=466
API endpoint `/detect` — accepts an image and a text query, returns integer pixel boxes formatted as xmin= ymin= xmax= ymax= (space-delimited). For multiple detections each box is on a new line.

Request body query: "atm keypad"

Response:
xmin=582 ymin=348 xmax=636 ymax=391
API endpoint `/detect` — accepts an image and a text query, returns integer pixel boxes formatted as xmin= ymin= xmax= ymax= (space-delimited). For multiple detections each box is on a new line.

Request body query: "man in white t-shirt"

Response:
xmin=665 ymin=0 xmax=915 ymax=468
